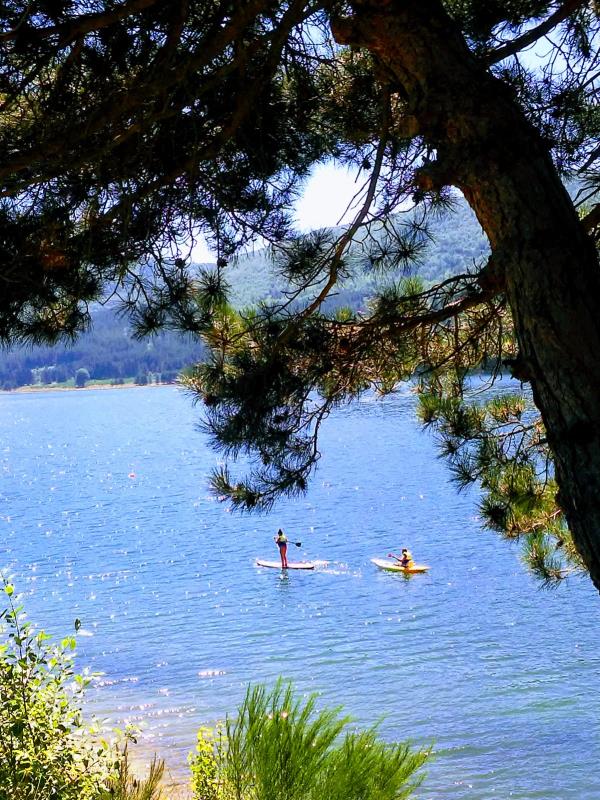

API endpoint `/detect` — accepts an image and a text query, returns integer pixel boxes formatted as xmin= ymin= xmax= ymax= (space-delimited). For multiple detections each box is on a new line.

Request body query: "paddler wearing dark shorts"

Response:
xmin=274 ymin=528 xmax=289 ymax=568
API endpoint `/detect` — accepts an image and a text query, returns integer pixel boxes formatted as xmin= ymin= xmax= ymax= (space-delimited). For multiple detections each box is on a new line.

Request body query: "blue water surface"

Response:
xmin=0 ymin=385 xmax=598 ymax=799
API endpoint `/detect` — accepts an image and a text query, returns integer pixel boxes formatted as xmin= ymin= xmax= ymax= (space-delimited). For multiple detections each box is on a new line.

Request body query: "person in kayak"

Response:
xmin=391 ymin=548 xmax=414 ymax=568
xmin=274 ymin=529 xmax=289 ymax=569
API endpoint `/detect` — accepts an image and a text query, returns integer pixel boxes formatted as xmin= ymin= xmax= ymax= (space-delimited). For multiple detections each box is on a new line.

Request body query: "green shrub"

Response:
xmin=315 ymin=727 xmax=427 ymax=800
xmin=189 ymin=727 xmax=226 ymax=800
xmin=75 ymin=368 xmax=90 ymax=388
xmin=192 ymin=680 xmax=429 ymax=800
xmin=0 ymin=578 xmax=115 ymax=800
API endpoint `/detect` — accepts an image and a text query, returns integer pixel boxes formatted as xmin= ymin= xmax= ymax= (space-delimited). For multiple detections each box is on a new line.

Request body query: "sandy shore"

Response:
xmin=128 ymin=747 xmax=193 ymax=799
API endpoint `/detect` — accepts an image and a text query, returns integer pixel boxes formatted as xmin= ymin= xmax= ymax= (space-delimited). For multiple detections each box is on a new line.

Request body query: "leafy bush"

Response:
xmin=0 ymin=578 xmax=122 ymax=800
xmin=189 ymin=727 xmax=225 ymax=800
xmin=75 ymin=367 xmax=91 ymax=388
xmin=190 ymin=680 xmax=429 ymax=800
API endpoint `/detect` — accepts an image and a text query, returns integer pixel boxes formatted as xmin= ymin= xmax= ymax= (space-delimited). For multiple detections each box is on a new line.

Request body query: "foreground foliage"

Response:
xmin=98 ymin=752 xmax=165 ymax=800
xmin=189 ymin=681 xmax=428 ymax=800
xmin=0 ymin=578 xmax=115 ymax=799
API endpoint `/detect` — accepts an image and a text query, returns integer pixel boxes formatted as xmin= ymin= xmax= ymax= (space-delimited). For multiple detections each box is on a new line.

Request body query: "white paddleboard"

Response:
xmin=256 ymin=559 xmax=315 ymax=570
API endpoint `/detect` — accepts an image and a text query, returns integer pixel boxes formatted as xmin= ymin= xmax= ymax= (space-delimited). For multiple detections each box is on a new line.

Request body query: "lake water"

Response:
xmin=1 ymin=386 xmax=599 ymax=799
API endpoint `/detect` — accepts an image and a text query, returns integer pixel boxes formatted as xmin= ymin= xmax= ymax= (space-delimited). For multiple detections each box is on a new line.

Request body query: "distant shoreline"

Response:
xmin=0 ymin=382 xmax=177 ymax=394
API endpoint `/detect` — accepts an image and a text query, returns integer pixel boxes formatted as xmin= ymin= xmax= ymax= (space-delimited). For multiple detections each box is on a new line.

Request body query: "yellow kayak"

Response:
xmin=371 ymin=557 xmax=430 ymax=574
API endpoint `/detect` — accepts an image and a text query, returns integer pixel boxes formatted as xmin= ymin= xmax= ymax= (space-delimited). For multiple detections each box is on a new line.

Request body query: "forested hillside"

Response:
xmin=0 ymin=307 xmax=205 ymax=390
xmin=0 ymin=198 xmax=487 ymax=390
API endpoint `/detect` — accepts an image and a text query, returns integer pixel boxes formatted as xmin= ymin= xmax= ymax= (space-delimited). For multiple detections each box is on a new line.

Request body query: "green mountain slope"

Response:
xmin=226 ymin=197 xmax=488 ymax=309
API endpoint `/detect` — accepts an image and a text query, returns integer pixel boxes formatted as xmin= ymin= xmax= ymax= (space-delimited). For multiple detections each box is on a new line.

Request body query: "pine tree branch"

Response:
xmin=358 ymin=273 xmax=503 ymax=342
xmin=0 ymin=0 xmax=162 ymax=45
xmin=485 ymin=0 xmax=588 ymax=65
xmin=405 ymin=304 xmax=504 ymax=385
xmin=579 ymin=140 xmax=600 ymax=172
xmin=88 ymin=0 xmax=310 ymax=217
xmin=297 ymin=86 xmax=393 ymax=320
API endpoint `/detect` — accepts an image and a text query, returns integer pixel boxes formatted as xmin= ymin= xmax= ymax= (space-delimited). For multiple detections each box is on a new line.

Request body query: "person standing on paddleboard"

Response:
xmin=274 ymin=529 xmax=288 ymax=569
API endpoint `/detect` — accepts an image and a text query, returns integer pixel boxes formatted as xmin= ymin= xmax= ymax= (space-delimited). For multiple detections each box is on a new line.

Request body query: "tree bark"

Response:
xmin=334 ymin=0 xmax=600 ymax=590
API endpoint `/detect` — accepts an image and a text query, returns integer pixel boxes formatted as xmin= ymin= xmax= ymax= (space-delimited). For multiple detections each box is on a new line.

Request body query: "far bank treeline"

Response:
xmin=0 ymin=304 xmax=204 ymax=390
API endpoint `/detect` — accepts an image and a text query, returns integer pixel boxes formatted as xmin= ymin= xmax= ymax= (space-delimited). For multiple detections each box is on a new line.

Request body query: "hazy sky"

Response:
xmin=191 ymin=161 xmax=359 ymax=262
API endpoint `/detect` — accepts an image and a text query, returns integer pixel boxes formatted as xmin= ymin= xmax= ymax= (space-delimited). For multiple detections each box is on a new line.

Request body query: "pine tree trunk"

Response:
xmin=335 ymin=0 xmax=600 ymax=590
